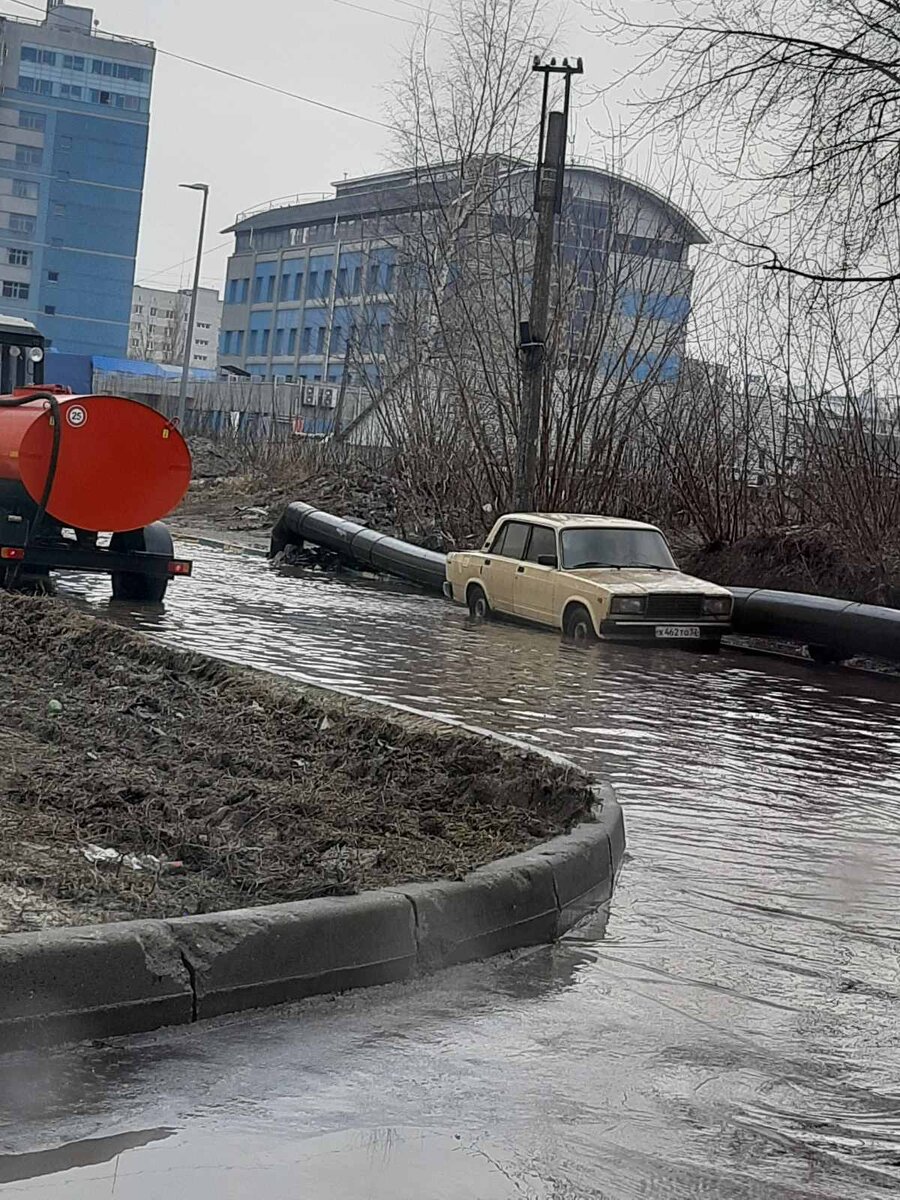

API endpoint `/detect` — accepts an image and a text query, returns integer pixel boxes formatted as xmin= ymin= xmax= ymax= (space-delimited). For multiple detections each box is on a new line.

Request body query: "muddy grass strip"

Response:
xmin=0 ymin=595 xmax=594 ymax=934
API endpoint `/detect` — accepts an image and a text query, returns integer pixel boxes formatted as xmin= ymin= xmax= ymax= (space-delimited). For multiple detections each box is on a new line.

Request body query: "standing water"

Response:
xmin=1 ymin=544 xmax=899 ymax=1199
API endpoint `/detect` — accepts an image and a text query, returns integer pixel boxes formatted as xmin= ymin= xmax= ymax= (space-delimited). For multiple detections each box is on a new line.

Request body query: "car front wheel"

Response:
xmin=563 ymin=603 xmax=598 ymax=645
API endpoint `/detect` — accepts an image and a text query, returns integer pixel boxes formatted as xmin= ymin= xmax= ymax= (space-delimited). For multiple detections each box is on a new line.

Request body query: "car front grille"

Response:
xmin=645 ymin=593 xmax=705 ymax=619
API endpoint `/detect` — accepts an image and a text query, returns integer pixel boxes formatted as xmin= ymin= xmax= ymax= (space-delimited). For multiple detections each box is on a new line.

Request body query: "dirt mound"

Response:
xmin=187 ymin=437 xmax=244 ymax=480
xmin=682 ymin=527 xmax=900 ymax=608
xmin=0 ymin=596 xmax=594 ymax=934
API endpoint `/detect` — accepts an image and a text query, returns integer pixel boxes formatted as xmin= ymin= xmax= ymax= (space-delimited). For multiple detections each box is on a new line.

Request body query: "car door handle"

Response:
xmin=516 ymin=566 xmax=525 ymax=573
xmin=483 ymin=559 xmax=491 ymax=567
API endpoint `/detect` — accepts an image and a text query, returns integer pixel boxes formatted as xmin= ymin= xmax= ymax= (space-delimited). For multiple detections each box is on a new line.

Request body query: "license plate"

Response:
xmin=655 ymin=625 xmax=701 ymax=639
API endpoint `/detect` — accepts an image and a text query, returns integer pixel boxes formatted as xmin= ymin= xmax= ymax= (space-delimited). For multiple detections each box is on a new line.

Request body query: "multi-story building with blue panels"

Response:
xmin=0 ymin=3 xmax=154 ymax=357
xmin=218 ymin=162 xmax=706 ymax=386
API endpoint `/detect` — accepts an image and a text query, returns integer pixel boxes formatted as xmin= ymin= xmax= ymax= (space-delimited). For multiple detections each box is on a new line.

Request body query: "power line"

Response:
xmin=135 ymin=238 xmax=233 ymax=287
xmin=0 ymin=0 xmax=395 ymax=130
xmin=157 ymin=49 xmax=393 ymax=130
xmin=327 ymin=0 xmax=452 ymax=32
xmin=328 ymin=0 xmax=418 ymax=25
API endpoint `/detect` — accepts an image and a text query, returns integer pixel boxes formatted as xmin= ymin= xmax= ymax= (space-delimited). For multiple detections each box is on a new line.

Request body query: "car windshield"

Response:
xmin=560 ymin=527 xmax=677 ymax=570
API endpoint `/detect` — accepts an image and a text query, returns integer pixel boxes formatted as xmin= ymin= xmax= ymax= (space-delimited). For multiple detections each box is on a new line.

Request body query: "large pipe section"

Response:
xmin=730 ymin=586 xmax=900 ymax=662
xmin=271 ymin=501 xmax=448 ymax=591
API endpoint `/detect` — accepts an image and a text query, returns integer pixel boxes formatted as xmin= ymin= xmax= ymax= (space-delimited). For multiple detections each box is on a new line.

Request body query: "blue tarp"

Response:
xmin=91 ymin=356 xmax=217 ymax=382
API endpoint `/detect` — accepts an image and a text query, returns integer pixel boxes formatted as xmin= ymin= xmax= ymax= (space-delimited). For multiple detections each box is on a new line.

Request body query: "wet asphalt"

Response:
xmin=1 ymin=545 xmax=899 ymax=1199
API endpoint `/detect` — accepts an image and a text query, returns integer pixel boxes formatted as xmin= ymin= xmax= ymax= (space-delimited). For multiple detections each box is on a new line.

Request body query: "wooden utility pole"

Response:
xmin=513 ymin=56 xmax=583 ymax=512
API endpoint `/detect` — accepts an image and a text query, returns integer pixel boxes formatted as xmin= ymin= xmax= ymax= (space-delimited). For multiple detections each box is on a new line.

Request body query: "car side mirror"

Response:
xmin=537 ymin=554 xmax=558 ymax=568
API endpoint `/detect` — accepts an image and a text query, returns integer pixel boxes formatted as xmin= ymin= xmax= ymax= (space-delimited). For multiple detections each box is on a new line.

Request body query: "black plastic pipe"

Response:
xmin=271 ymin=502 xmax=448 ymax=591
xmin=730 ymin=586 xmax=900 ymax=662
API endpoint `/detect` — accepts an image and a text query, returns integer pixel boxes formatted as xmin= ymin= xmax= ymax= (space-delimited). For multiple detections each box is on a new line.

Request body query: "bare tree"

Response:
xmin=602 ymin=0 xmax=900 ymax=286
xmin=344 ymin=0 xmax=699 ymax=535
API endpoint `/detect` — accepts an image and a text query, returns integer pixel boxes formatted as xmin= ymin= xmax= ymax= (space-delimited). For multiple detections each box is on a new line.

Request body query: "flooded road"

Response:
xmin=2 ymin=544 xmax=900 ymax=1198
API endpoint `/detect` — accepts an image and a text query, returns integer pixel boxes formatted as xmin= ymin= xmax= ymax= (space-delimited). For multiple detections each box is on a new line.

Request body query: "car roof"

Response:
xmin=500 ymin=512 xmax=661 ymax=532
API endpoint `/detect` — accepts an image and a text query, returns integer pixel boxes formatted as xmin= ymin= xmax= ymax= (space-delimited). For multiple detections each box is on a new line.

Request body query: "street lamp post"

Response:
xmin=175 ymin=182 xmax=209 ymax=429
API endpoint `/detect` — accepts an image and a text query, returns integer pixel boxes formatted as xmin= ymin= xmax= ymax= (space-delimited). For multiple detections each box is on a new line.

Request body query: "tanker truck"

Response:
xmin=0 ymin=316 xmax=192 ymax=603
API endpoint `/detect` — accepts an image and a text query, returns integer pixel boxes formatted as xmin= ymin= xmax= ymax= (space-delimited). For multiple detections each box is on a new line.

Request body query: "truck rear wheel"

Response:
xmin=110 ymin=522 xmax=172 ymax=604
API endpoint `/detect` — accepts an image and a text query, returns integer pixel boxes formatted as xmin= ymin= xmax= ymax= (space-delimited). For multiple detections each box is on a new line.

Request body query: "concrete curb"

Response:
xmin=0 ymin=798 xmax=624 ymax=1052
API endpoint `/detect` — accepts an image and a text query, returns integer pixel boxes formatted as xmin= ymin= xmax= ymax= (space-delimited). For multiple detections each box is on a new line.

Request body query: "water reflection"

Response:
xmin=37 ymin=547 xmax=900 ymax=1198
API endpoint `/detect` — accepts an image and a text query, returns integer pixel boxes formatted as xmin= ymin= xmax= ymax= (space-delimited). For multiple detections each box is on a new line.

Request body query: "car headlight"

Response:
xmin=610 ymin=595 xmax=646 ymax=615
xmin=703 ymin=595 xmax=732 ymax=616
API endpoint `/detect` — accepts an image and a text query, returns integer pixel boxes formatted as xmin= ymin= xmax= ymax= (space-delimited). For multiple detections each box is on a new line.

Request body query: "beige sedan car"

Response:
xmin=445 ymin=513 xmax=733 ymax=647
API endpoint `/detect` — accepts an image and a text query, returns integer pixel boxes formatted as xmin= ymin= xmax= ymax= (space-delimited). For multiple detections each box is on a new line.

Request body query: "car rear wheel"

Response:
xmin=467 ymin=584 xmax=491 ymax=621
xmin=807 ymin=644 xmax=845 ymax=666
xmin=563 ymin=603 xmax=598 ymax=646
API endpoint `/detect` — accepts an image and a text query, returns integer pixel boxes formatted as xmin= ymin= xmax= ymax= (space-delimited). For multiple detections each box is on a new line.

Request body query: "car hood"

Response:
xmin=563 ymin=568 xmax=729 ymax=595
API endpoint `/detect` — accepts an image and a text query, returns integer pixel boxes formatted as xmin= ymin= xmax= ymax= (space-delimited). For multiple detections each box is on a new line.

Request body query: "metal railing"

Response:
xmin=234 ymin=192 xmax=331 ymax=224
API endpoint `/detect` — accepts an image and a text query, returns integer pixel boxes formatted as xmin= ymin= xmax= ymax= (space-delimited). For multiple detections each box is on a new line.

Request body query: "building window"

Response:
xmin=52 ymin=203 xmax=66 ymax=217
xmin=21 ymin=47 xmax=56 ymax=66
xmin=248 ymin=328 xmax=270 ymax=356
xmin=307 ymin=271 xmax=319 ymax=299
xmin=253 ymin=274 xmax=275 ymax=304
xmin=12 ymin=179 xmax=38 ymax=200
xmin=280 ymin=273 xmax=291 ymax=301
xmin=9 ymin=214 xmax=36 ymax=235
xmin=197 ymin=321 xmax=211 ymax=329
xmin=18 ymin=111 xmax=45 ymax=131
xmin=150 ymin=307 xmax=157 ymax=315
xmin=44 ymin=305 xmax=55 ymax=315
xmin=91 ymin=59 xmax=149 ymax=83
xmin=322 ymin=269 xmax=333 ymax=297
xmin=14 ymin=146 xmax=42 ymax=168
xmin=21 ymin=78 xmax=54 ymax=97
xmin=47 ymin=270 xmax=59 ymax=283
xmin=63 ymin=54 xmax=86 ymax=71
xmin=60 ymin=84 xmax=83 ymax=100
xmin=293 ymin=272 xmax=304 ymax=301
xmin=8 ymin=248 xmax=31 ymax=267
xmin=195 ymin=339 xmax=209 ymax=347
xmin=133 ymin=303 xmax=142 ymax=312
xmin=287 ymin=328 xmax=297 ymax=354
xmin=2 ymin=281 xmax=30 ymax=300
xmin=58 ymin=136 xmax=72 ymax=151
xmin=301 ymin=326 xmax=313 ymax=355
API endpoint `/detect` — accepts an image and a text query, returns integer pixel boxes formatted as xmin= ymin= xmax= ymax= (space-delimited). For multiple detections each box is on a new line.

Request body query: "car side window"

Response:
xmin=491 ymin=521 xmax=530 ymax=560
xmin=524 ymin=525 xmax=557 ymax=564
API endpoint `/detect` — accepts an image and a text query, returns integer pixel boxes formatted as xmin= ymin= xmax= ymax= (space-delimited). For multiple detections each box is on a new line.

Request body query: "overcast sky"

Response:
xmin=4 ymin=1 xmax=658 ymax=295
xmin=91 ymin=0 xmax=644 ymax=296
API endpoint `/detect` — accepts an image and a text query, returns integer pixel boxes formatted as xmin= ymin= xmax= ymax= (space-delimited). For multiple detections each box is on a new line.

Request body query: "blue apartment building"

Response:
xmin=0 ymin=3 xmax=154 ymax=357
xmin=218 ymin=163 xmax=706 ymax=386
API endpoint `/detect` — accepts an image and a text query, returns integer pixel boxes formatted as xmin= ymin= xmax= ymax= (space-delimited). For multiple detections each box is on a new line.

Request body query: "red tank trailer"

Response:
xmin=0 ymin=386 xmax=193 ymax=602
